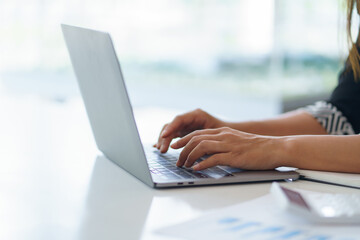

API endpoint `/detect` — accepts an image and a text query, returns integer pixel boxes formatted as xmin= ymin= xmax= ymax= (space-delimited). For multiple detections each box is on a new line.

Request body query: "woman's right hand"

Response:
xmin=154 ymin=109 xmax=225 ymax=153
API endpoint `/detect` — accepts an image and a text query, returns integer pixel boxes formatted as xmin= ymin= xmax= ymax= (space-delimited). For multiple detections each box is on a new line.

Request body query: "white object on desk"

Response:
xmin=271 ymin=182 xmax=360 ymax=224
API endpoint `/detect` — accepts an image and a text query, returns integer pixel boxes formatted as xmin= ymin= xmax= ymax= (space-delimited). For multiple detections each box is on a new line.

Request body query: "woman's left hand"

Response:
xmin=171 ymin=127 xmax=286 ymax=171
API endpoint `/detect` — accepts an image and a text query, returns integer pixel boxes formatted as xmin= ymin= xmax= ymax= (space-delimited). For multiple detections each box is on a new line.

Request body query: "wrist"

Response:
xmin=272 ymin=136 xmax=295 ymax=168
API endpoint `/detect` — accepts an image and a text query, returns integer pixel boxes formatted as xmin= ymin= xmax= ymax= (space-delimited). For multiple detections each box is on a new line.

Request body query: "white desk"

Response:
xmin=0 ymin=95 xmax=358 ymax=240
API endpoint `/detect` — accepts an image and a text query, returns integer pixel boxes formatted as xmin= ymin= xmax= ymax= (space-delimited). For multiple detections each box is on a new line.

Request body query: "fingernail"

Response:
xmin=160 ymin=145 xmax=166 ymax=153
xmin=170 ymin=142 xmax=177 ymax=148
xmin=185 ymin=162 xmax=192 ymax=168
xmin=161 ymin=129 xmax=168 ymax=137
xmin=192 ymin=164 xmax=200 ymax=171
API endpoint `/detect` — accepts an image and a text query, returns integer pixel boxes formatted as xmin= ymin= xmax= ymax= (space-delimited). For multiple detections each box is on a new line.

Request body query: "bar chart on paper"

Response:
xmin=203 ymin=217 xmax=355 ymax=240
xmin=157 ymin=194 xmax=360 ymax=240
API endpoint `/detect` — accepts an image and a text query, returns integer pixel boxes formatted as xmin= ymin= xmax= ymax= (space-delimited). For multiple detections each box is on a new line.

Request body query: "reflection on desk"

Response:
xmin=78 ymin=156 xmax=153 ymax=240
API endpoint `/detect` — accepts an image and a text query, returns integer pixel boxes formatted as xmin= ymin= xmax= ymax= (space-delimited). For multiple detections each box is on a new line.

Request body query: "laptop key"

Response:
xmin=172 ymin=170 xmax=196 ymax=179
xmin=190 ymin=171 xmax=209 ymax=178
xmin=163 ymin=172 xmax=181 ymax=179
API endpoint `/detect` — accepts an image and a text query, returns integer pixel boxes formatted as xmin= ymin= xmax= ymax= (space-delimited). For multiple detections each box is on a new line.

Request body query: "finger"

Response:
xmin=156 ymin=124 xmax=168 ymax=149
xmin=172 ymin=128 xmax=223 ymax=149
xmin=176 ymin=134 xmax=222 ymax=167
xmin=161 ymin=112 xmax=196 ymax=138
xmin=159 ymin=131 xmax=183 ymax=153
xmin=159 ymin=135 xmax=175 ymax=153
xmin=184 ymin=140 xmax=225 ymax=168
xmin=161 ymin=115 xmax=185 ymax=138
xmin=192 ymin=153 xmax=230 ymax=171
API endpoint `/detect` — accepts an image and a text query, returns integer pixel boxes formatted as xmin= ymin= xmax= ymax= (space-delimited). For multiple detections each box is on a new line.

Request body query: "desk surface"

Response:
xmin=0 ymin=95 xmax=358 ymax=240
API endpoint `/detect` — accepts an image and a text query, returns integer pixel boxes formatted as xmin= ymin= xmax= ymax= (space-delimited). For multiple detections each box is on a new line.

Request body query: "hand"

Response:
xmin=171 ymin=127 xmax=285 ymax=171
xmin=154 ymin=109 xmax=224 ymax=153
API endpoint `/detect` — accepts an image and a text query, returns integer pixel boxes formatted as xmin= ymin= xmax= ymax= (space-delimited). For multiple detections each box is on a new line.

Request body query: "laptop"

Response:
xmin=61 ymin=24 xmax=299 ymax=188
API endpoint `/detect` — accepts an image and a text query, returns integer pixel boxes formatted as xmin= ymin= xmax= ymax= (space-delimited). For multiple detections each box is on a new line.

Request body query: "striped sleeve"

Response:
xmin=302 ymin=101 xmax=355 ymax=135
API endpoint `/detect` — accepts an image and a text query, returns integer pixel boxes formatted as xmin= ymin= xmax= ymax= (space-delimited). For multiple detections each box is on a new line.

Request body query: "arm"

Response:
xmin=281 ymin=134 xmax=360 ymax=173
xmin=171 ymin=127 xmax=360 ymax=173
xmin=224 ymin=110 xmax=328 ymax=136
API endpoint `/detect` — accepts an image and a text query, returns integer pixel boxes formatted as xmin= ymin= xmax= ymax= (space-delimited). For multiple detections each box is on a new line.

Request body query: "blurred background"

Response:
xmin=0 ymin=0 xmax=352 ymax=121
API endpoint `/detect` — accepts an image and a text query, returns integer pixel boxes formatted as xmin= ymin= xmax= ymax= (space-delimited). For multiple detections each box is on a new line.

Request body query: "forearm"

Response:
xmin=277 ymin=134 xmax=360 ymax=173
xmin=224 ymin=110 xmax=327 ymax=136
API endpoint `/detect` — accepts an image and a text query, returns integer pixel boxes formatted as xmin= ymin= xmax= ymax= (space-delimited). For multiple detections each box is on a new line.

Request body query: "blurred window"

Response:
xmin=0 ymin=0 xmax=347 ymax=104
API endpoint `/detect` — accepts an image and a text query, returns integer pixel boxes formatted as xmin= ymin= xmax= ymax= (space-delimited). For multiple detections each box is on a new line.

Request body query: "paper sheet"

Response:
xmin=157 ymin=193 xmax=360 ymax=240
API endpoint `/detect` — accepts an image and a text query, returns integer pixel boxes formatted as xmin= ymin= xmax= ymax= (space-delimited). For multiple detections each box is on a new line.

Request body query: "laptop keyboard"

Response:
xmin=146 ymin=148 xmax=233 ymax=180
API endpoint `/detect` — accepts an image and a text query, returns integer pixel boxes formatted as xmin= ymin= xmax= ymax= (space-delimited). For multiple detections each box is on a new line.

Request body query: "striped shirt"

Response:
xmin=303 ymin=62 xmax=360 ymax=135
xmin=304 ymin=101 xmax=355 ymax=135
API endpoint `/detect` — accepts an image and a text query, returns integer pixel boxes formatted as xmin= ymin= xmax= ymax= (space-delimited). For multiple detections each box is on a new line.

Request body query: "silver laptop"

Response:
xmin=61 ymin=24 xmax=299 ymax=188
